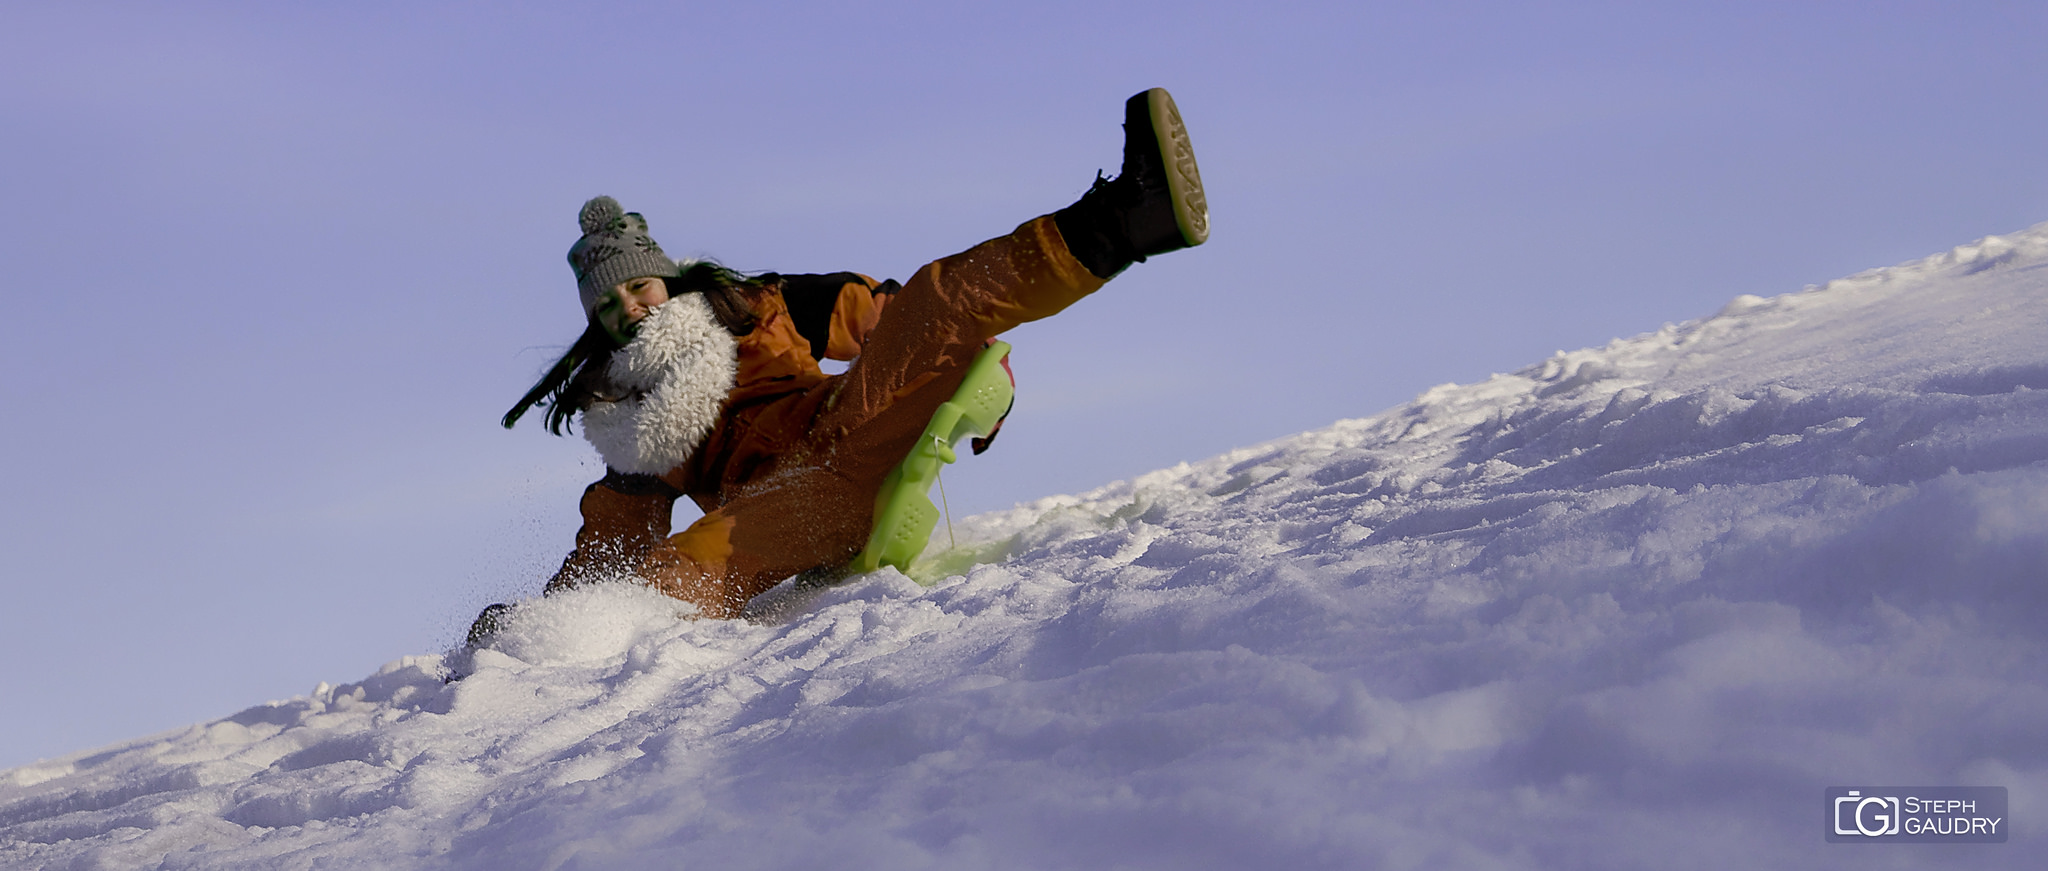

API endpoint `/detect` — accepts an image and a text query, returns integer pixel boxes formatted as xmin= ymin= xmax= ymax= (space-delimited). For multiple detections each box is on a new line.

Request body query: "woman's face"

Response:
xmin=595 ymin=275 xmax=671 ymax=344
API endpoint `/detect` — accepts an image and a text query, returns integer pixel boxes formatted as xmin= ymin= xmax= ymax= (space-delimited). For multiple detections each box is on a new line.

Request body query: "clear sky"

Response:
xmin=3 ymin=0 xmax=2045 ymax=770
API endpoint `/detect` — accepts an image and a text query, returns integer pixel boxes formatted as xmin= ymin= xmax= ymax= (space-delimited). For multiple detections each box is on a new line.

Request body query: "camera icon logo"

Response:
xmin=1825 ymin=785 xmax=2004 ymax=843
xmin=1834 ymin=790 xmax=1901 ymax=837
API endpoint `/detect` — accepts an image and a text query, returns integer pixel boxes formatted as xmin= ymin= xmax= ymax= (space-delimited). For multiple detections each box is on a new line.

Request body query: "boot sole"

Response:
xmin=1136 ymin=87 xmax=1209 ymax=247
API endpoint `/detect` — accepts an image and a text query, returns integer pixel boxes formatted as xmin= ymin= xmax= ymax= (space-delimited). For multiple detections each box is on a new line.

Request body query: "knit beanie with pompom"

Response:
xmin=567 ymin=196 xmax=678 ymax=318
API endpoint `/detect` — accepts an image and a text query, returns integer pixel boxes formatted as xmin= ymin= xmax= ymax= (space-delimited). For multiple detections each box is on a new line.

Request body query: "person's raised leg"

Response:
xmin=820 ymin=215 xmax=1102 ymax=458
xmin=818 ymin=87 xmax=1210 ymax=479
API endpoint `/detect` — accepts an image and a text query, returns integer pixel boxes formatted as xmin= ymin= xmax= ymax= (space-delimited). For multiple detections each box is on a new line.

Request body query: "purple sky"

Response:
xmin=4 ymin=1 xmax=2046 ymax=770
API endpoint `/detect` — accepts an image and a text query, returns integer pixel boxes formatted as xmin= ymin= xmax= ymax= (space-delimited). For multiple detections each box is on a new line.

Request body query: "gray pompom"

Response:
xmin=579 ymin=196 xmax=624 ymax=235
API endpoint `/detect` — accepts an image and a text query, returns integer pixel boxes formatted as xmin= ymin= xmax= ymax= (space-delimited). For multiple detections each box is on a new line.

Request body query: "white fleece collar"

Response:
xmin=578 ymin=294 xmax=740 ymax=475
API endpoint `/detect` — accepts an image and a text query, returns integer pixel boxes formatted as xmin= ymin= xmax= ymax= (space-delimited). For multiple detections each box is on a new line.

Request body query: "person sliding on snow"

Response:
xmin=491 ymin=88 xmax=1208 ymax=625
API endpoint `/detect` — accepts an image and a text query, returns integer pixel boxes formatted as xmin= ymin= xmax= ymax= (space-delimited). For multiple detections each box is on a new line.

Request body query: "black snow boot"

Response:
xmin=1055 ymin=87 xmax=1210 ymax=279
xmin=464 ymin=602 xmax=513 ymax=649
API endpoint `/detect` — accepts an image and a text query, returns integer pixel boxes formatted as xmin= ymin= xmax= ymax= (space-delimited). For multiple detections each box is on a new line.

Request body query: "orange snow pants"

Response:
xmin=556 ymin=215 xmax=1106 ymax=618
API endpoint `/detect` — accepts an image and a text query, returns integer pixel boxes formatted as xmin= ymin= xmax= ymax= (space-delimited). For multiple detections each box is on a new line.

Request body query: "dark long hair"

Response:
xmin=502 ymin=261 xmax=765 ymax=434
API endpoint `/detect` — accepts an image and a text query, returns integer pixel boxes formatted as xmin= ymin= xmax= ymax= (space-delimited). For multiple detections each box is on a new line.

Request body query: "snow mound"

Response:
xmin=481 ymin=583 xmax=697 ymax=667
xmin=6 ymin=223 xmax=2048 ymax=869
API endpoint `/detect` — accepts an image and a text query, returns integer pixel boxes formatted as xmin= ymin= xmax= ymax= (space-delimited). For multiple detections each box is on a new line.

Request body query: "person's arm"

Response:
xmin=544 ymin=469 xmax=682 ymax=593
xmin=776 ymin=272 xmax=901 ymax=361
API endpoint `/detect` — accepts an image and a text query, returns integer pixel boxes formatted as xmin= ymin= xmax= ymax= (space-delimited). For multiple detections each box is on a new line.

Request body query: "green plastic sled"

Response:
xmin=849 ymin=340 xmax=1014 ymax=580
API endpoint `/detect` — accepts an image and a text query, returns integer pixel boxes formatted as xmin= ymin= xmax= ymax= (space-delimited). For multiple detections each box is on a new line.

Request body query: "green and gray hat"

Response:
xmin=567 ymin=195 xmax=677 ymax=317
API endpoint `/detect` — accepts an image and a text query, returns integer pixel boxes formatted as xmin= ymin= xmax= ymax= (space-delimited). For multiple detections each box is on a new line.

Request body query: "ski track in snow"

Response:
xmin=7 ymin=226 xmax=2048 ymax=870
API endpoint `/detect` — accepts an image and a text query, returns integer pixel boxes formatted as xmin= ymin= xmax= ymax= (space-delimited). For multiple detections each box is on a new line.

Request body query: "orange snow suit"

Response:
xmin=548 ymin=215 xmax=1106 ymax=617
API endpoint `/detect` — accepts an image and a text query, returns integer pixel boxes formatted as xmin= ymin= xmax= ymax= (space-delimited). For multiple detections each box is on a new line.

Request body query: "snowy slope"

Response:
xmin=6 ymin=225 xmax=2048 ymax=870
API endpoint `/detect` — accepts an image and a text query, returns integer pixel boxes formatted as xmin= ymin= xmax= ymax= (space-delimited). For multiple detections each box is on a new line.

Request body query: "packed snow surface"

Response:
xmin=8 ymin=226 xmax=2048 ymax=869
